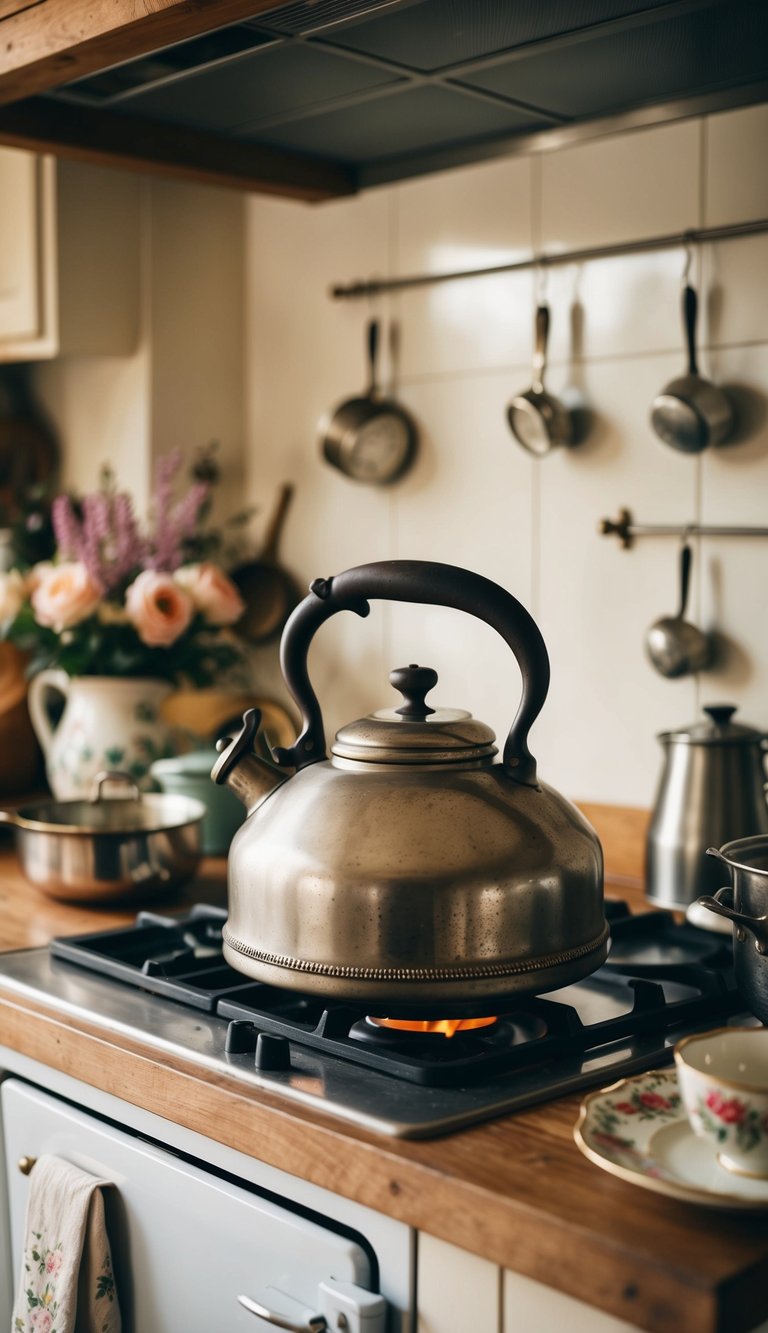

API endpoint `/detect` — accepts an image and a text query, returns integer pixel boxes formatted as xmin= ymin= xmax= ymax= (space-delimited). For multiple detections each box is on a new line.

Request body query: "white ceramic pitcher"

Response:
xmin=28 ymin=671 xmax=175 ymax=799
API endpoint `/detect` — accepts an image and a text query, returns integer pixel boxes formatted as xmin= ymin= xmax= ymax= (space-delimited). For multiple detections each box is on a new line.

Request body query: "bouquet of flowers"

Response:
xmin=0 ymin=451 xmax=246 ymax=686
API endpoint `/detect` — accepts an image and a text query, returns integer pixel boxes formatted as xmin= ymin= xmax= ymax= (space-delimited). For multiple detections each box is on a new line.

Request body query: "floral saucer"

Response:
xmin=574 ymin=1068 xmax=768 ymax=1209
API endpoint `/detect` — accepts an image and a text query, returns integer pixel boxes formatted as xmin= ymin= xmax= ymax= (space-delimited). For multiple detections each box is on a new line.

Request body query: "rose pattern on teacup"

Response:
xmin=693 ymin=1089 xmax=768 ymax=1158
xmin=675 ymin=1026 xmax=768 ymax=1174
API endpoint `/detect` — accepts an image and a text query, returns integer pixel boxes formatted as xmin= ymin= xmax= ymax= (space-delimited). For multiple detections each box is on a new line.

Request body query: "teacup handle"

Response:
xmin=27 ymin=668 xmax=71 ymax=756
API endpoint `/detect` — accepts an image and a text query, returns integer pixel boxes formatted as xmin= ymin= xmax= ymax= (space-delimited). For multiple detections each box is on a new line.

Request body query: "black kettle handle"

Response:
xmin=272 ymin=560 xmax=550 ymax=784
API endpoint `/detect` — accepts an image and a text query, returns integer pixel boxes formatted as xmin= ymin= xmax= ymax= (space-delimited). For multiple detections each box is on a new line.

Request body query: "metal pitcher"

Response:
xmin=646 ymin=704 xmax=768 ymax=910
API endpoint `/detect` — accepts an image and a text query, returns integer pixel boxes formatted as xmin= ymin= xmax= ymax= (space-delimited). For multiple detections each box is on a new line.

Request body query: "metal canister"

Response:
xmin=646 ymin=704 xmax=768 ymax=909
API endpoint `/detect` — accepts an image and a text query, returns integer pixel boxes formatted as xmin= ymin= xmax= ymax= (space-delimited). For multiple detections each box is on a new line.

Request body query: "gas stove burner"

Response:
xmin=347 ymin=1013 xmax=547 ymax=1057
xmin=603 ymin=908 xmax=731 ymax=976
xmin=365 ymin=1016 xmax=498 ymax=1038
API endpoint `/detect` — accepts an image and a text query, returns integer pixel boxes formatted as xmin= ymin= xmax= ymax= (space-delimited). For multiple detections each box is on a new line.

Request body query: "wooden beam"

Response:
xmin=0 ymin=0 xmax=291 ymax=105
xmin=0 ymin=96 xmax=356 ymax=200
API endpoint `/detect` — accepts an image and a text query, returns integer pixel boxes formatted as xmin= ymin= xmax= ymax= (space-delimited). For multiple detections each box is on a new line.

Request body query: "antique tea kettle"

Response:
xmin=213 ymin=561 xmax=607 ymax=1011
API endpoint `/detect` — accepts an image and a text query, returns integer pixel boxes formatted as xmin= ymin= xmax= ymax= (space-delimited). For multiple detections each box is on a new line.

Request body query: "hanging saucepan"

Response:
xmin=650 ymin=284 xmax=734 ymax=453
xmin=507 ymin=303 xmax=573 ymax=456
xmin=698 ymin=837 xmax=768 ymax=1023
xmin=319 ymin=319 xmax=418 ymax=485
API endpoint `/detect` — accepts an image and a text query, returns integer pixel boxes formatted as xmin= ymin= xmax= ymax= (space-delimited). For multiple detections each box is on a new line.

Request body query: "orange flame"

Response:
xmin=369 ymin=1016 xmax=497 ymax=1039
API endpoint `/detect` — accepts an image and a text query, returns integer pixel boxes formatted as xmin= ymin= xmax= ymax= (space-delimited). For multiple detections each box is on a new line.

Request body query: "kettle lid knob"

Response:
xmin=390 ymin=664 xmax=437 ymax=719
xmin=703 ymin=703 xmax=738 ymax=727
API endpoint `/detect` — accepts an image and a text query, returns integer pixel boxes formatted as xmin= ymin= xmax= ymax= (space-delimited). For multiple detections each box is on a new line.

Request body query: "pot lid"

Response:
xmin=660 ymin=703 xmax=767 ymax=746
xmin=332 ymin=664 xmax=497 ymax=765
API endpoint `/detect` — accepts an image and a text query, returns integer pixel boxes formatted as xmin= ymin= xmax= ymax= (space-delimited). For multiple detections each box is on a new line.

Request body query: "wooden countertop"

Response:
xmin=0 ymin=824 xmax=766 ymax=1333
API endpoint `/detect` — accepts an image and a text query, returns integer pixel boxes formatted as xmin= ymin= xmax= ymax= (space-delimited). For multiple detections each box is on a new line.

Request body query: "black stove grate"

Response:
xmin=49 ymin=901 xmax=741 ymax=1090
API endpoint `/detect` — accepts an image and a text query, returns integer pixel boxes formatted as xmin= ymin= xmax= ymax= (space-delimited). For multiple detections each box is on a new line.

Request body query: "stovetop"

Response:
xmin=0 ymin=901 xmax=744 ymax=1138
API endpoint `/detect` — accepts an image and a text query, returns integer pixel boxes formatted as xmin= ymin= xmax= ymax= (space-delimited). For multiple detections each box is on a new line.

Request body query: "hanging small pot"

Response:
xmin=319 ymin=319 xmax=418 ymax=485
xmin=507 ymin=303 xmax=573 ymax=457
xmin=650 ymin=283 xmax=734 ymax=453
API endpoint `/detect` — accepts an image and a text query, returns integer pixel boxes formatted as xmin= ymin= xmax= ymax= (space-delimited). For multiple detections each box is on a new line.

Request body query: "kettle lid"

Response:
xmin=332 ymin=664 xmax=497 ymax=765
xmin=660 ymin=703 xmax=767 ymax=746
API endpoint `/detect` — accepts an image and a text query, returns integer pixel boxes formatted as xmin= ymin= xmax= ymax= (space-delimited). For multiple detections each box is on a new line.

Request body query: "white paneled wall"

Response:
xmin=244 ymin=107 xmax=768 ymax=808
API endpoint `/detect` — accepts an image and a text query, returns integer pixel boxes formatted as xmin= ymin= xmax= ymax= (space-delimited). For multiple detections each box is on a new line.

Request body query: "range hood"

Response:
xmin=0 ymin=0 xmax=765 ymax=200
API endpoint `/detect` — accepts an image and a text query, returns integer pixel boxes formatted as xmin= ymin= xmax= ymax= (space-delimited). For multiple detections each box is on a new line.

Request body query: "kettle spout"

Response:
xmin=211 ymin=709 xmax=288 ymax=815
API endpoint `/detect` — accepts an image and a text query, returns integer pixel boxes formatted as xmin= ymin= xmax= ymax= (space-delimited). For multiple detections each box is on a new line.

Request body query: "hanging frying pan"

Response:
xmin=231 ymin=484 xmax=300 ymax=644
xmin=319 ymin=319 xmax=417 ymax=485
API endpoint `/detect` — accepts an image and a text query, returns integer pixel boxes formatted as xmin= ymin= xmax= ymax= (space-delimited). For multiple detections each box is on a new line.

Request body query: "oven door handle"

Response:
xmin=237 ymin=1293 xmax=327 ymax=1331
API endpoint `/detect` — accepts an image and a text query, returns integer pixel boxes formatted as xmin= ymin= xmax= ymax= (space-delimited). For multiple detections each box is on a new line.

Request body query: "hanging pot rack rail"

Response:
xmin=599 ymin=507 xmax=768 ymax=550
xmin=330 ymin=217 xmax=768 ymax=300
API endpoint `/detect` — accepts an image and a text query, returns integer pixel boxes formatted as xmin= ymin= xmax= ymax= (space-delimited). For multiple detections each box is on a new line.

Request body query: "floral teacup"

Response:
xmin=674 ymin=1027 xmax=768 ymax=1177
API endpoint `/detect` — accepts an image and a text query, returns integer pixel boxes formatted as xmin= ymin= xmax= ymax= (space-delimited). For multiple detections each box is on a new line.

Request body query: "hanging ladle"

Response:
xmin=645 ymin=539 xmax=711 ymax=678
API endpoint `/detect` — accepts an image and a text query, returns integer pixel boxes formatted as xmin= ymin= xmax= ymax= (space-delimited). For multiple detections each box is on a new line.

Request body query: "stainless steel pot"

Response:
xmin=213 ymin=560 xmax=607 ymax=1011
xmin=646 ymin=704 xmax=768 ymax=910
xmin=698 ymin=837 xmax=768 ymax=1023
xmin=0 ymin=771 xmax=205 ymax=902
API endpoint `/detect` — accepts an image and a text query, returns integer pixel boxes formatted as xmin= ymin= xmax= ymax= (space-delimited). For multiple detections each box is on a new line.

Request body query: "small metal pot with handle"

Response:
xmin=0 ymin=771 xmax=205 ymax=902
xmin=319 ymin=320 xmax=417 ymax=485
xmin=698 ymin=837 xmax=768 ymax=1022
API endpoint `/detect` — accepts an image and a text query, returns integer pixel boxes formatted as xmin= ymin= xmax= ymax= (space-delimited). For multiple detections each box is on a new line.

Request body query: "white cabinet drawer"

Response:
xmin=2 ymin=1078 xmax=374 ymax=1333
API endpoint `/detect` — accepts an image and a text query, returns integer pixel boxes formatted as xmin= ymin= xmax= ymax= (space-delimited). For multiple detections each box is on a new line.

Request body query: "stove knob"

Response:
xmin=225 ymin=1020 xmax=259 ymax=1054
xmin=255 ymin=1033 xmax=291 ymax=1071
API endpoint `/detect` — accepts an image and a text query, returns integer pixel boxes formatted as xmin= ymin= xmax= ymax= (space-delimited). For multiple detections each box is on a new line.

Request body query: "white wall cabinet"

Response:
xmin=0 ymin=147 xmax=141 ymax=362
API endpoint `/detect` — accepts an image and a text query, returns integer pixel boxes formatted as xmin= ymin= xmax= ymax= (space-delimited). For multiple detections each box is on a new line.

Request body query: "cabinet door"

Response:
xmin=2 ymin=1079 xmax=374 ymax=1332
xmin=0 ymin=148 xmax=43 ymax=341
xmin=417 ymin=1233 xmax=500 ymax=1332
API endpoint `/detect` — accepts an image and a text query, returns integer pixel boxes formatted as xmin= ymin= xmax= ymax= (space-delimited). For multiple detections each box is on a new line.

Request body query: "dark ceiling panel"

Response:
xmin=458 ymin=0 xmax=768 ymax=118
xmin=318 ymin=0 xmax=683 ymax=73
xmin=242 ymin=84 xmax=549 ymax=163
xmin=256 ymin=0 xmax=407 ymax=36
xmin=114 ymin=43 xmax=403 ymax=132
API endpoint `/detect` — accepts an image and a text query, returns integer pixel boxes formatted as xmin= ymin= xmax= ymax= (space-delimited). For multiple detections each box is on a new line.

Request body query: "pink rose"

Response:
xmin=706 ymin=1090 xmax=747 ymax=1124
xmin=174 ymin=563 xmax=245 ymax=626
xmin=44 ymin=1250 xmax=62 ymax=1276
xmin=126 ymin=570 xmax=193 ymax=647
xmin=31 ymin=562 xmax=102 ymax=631
xmin=31 ymin=1311 xmax=52 ymax=1332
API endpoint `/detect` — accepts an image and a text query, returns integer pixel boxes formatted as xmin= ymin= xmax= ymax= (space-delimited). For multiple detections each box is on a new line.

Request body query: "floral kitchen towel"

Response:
xmin=12 ymin=1154 xmax=121 ymax=1333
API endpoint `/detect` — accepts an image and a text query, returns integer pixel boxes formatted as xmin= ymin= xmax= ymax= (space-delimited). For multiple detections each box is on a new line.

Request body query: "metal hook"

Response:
xmin=534 ymin=261 xmax=548 ymax=304
xmin=682 ymin=233 xmax=695 ymax=286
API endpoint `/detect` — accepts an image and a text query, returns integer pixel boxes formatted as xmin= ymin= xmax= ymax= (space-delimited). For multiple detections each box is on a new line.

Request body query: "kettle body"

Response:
xmin=214 ymin=560 xmax=607 ymax=1011
xmin=646 ymin=704 xmax=768 ymax=910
